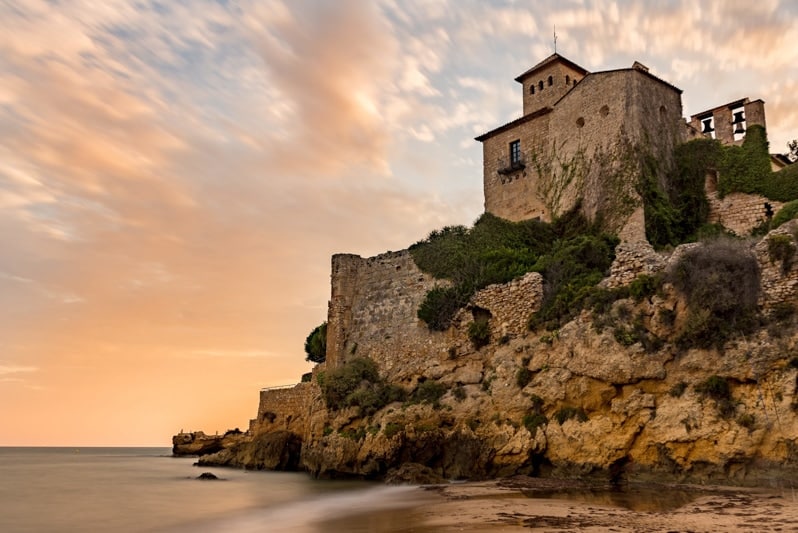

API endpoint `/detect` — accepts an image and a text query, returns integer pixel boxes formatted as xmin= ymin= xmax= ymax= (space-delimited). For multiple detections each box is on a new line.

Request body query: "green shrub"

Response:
xmin=628 ymin=274 xmax=661 ymax=302
xmin=410 ymin=214 xmax=557 ymax=330
xmin=300 ymin=372 xmax=312 ymax=383
xmin=318 ymin=356 xmax=404 ymax=413
xmin=304 ymin=322 xmax=327 ymax=363
xmin=384 ymin=422 xmax=404 ymax=439
xmin=412 ymin=381 xmax=447 ymax=405
xmin=695 ymin=375 xmax=736 ymax=418
xmin=529 ymin=233 xmax=619 ymax=330
xmin=736 ymin=413 xmax=755 ymax=430
xmin=668 ymin=381 xmax=688 ymax=398
xmin=522 ymin=413 xmax=548 ymax=434
xmin=554 ymin=406 xmax=588 ymax=425
xmin=468 ymin=318 xmax=491 ymax=348
xmin=767 ymin=234 xmax=796 ymax=274
xmin=452 ymin=384 xmax=467 ymax=401
xmin=516 ymin=367 xmax=532 ymax=388
xmin=667 ymin=239 xmax=760 ymax=349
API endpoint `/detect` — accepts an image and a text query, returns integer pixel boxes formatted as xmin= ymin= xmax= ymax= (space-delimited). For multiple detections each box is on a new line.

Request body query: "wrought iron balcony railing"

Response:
xmin=497 ymin=152 xmax=527 ymax=175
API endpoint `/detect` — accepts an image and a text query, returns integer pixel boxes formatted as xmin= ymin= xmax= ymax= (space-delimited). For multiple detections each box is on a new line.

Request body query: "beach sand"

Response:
xmin=411 ymin=477 xmax=798 ymax=532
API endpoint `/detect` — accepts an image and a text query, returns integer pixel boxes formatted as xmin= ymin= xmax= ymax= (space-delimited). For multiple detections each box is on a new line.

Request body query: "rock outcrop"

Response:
xmin=172 ymin=430 xmax=246 ymax=456
xmin=175 ymin=224 xmax=798 ymax=486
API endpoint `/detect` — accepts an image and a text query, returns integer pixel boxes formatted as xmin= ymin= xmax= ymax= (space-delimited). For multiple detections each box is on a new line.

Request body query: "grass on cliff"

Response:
xmin=410 ymin=208 xmax=617 ymax=331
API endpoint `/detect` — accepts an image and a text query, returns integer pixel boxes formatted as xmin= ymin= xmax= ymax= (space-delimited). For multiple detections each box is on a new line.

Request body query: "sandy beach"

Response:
xmin=410 ymin=477 xmax=798 ymax=532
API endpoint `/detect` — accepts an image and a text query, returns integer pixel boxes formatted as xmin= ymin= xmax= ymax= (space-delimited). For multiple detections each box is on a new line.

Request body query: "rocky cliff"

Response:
xmin=189 ymin=223 xmax=798 ymax=486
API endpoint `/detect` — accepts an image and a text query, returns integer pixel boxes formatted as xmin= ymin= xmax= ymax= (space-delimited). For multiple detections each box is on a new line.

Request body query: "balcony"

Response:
xmin=497 ymin=152 xmax=527 ymax=175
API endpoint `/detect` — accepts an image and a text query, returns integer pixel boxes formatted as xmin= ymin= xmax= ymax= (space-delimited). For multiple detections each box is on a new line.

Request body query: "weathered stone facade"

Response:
xmin=326 ymin=250 xmax=544 ymax=377
xmin=477 ymin=55 xmax=684 ymax=237
xmin=704 ymin=172 xmax=783 ymax=236
xmin=250 ymin=383 xmax=313 ymax=437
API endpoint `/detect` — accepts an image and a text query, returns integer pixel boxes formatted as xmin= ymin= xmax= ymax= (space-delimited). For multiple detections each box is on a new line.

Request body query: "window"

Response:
xmin=539 ymin=80 xmax=544 ymax=91
xmin=566 ymin=75 xmax=570 ymax=85
xmin=548 ymin=75 xmax=553 ymax=86
xmin=510 ymin=140 xmax=521 ymax=165
xmin=530 ymin=84 xmax=535 ymax=95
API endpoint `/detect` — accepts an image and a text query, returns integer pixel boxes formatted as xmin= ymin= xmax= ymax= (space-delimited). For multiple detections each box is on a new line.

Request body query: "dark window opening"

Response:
xmin=765 ymin=203 xmax=773 ymax=219
xmin=530 ymin=84 xmax=535 ymax=95
xmin=510 ymin=140 xmax=521 ymax=165
xmin=566 ymin=75 xmax=570 ymax=85
xmin=548 ymin=75 xmax=553 ymax=86
xmin=539 ymin=80 xmax=544 ymax=91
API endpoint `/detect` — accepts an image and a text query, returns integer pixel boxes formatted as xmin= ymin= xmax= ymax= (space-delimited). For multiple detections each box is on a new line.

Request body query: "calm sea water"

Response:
xmin=0 ymin=447 xmax=436 ymax=532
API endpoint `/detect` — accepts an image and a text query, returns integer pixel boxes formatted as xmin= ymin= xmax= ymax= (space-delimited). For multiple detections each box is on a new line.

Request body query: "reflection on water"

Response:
xmin=522 ymin=484 xmax=698 ymax=512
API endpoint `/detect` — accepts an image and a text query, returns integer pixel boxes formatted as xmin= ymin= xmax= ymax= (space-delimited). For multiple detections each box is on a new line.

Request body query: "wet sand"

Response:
xmin=412 ymin=477 xmax=798 ymax=532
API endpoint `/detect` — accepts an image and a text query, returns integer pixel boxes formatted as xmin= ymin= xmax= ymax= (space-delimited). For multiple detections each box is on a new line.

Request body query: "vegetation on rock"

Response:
xmin=304 ymin=322 xmax=327 ymax=363
xmin=666 ymin=238 xmax=760 ymax=349
xmin=316 ymin=356 xmax=405 ymax=414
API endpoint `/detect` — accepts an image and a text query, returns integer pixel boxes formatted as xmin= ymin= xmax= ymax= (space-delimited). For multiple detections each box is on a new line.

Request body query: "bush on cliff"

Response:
xmin=304 ymin=322 xmax=327 ymax=363
xmin=772 ymin=200 xmax=798 ymax=229
xmin=316 ymin=356 xmax=405 ymax=414
xmin=412 ymin=208 xmax=616 ymax=332
xmin=666 ymin=238 xmax=760 ymax=349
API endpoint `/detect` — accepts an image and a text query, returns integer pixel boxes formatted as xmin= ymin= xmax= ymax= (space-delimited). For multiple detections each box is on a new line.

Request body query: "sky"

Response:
xmin=1 ymin=0 xmax=797 ymax=446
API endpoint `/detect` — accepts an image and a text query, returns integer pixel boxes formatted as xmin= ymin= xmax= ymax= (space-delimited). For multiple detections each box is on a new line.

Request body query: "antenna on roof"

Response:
xmin=553 ymin=25 xmax=558 ymax=54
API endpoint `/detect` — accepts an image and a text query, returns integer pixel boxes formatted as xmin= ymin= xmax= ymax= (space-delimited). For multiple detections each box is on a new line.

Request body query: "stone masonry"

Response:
xmin=477 ymin=54 xmax=684 ymax=237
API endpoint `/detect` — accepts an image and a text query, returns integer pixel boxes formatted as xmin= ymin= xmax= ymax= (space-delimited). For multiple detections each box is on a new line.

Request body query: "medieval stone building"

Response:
xmin=475 ymin=53 xmax=769 ymax=236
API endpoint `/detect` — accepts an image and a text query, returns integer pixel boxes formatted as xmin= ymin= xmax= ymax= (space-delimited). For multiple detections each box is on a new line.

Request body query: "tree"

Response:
xmin=788 ymin=139 xmax=798 ymax=162
xmin=304 ymin=322 xmax=327 ymax=363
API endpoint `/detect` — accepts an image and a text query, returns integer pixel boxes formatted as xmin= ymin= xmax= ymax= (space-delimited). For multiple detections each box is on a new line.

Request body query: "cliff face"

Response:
xmin=194 ymin=223 xmax=798 ymax=485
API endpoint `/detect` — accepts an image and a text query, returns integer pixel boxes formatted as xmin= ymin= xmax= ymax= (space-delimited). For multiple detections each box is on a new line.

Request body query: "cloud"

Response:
xmin=0 ymin=364 xmax=37 ymax=376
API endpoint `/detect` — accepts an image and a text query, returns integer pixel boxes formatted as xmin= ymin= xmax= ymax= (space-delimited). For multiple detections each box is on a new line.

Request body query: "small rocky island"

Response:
xmin=174 ymin=53 xmax=798 ymax=486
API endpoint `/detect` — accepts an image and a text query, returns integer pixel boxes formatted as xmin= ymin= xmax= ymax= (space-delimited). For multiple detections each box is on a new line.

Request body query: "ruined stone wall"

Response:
xmin=470 ymin=272 xmax=543 ymax=339
xmin=326 ymin=250 xmax=447 ymax=374
xmin=326 ymin=248 xmax=545 ymax=380
xmin=250 ymin=383 xmax=313 ymax=436
xmin=706 ymin=188 xmax=782 ymax=236
xmin=754 ymin=221 xmax=798 ymax=309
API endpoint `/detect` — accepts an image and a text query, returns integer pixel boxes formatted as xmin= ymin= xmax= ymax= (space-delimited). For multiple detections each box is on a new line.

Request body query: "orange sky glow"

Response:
xmin=1 ymin=0 xmax=797 ymax=446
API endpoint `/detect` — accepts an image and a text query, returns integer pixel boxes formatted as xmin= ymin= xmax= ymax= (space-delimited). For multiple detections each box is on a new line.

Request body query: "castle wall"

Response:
xmin=326 ymin=250 xmax=446 ymax=373
xmin=706 ymin=187 xmax=782 ymax=236
xmin=326 ymin=249 xmax=544 ymax=380
xmin=470 ymin=272 xmax=543 ymax=337
xmin=250 ymin=383 xmax=313 ymax=436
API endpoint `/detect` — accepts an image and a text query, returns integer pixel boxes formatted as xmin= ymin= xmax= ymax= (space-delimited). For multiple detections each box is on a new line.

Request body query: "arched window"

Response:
xmin=566 ymin=75 xmax=570 ymax=85
xmin=530 ymin=84 xmax=535 ymax=95
xmin=548 ymin=75 xmax=553 ymax=86
xmin=539 ymin=80 xmax=544 ymax=91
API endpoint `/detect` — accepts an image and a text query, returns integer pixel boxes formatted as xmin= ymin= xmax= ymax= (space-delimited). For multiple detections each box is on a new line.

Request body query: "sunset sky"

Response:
xmin=2 ymin=0 xmax=797 ymax=446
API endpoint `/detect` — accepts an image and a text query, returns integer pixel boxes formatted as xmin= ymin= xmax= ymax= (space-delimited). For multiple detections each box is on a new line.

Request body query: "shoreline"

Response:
xmin=409 ymin=477 xmax=798 ymax=532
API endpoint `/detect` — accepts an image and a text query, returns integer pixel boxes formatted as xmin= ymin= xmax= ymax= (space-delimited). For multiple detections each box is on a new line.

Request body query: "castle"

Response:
xmin=180 ymin=53 xmax=798 ymax=485
xmin=475 ymin=53 xmax=775 ymax=238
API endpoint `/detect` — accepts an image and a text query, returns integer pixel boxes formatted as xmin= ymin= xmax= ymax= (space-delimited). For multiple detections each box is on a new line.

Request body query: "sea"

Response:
xmin=0 ymin=447 xmax=438 ymax=532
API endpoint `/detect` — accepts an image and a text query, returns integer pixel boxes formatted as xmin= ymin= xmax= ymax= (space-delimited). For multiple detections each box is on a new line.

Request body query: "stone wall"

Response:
xmin=706 ymin=177 xmax=782 ymax=236
xmin=326 ymin=249 xmax=544 ymax=380
xmin=326 ymin=250 xmax=446 ymax=375
xmin=754 ymin=221 xmax=798 ymax=309
xmin=250 ymin=383 xmax=313 ymax=436
xmin=469 ymin=272 xmax=543 ymax=339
